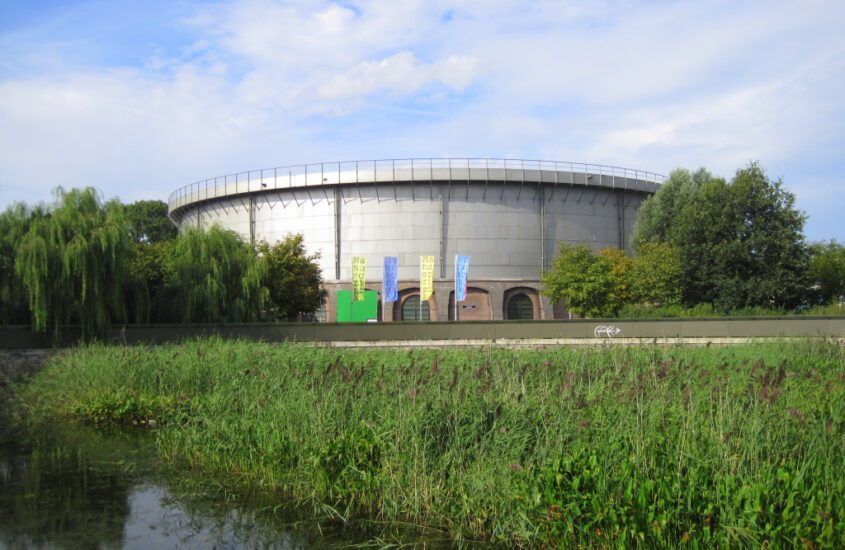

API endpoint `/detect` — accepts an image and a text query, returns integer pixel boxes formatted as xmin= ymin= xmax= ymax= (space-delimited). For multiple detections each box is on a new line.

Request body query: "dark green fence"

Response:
xmin=1 ymin=317 xmax=844 ymax=349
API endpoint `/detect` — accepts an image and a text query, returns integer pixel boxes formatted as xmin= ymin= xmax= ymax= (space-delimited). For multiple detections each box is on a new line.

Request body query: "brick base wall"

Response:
xmin=322 ymin=280 xmax=565 ymax=322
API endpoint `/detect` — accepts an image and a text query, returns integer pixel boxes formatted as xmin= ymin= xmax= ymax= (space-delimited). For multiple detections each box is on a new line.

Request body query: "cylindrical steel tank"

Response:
xmin=168 ymin=158 xmax=663 ymax=322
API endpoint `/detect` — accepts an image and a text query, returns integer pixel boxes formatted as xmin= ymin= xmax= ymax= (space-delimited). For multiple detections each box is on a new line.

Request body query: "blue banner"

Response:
xmin=455 ymin=255 xmax=470 ymax=302
xmin=383 ymin=256 xmax=398 ymax=302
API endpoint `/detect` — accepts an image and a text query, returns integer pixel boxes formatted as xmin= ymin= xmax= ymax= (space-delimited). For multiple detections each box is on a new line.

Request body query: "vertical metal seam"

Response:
xmin=540 ymin=183 xmax=546 ymax=272
xmin=439 ymin=194 xmax=446 ymax=279
xmin=618 ymin=189 xmax=625 ymax=250
xmin=334 ymin=187 xmax=341 ymax=280
xmin=249 ymin=194 xmax=255 ymax=245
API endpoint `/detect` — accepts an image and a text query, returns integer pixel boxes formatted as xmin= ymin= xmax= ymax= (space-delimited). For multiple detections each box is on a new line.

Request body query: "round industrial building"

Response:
xmin=167 ymin=158 xmax=664 ymax=322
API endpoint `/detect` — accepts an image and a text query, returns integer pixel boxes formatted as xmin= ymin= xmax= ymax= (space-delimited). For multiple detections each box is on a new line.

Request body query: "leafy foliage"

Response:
xmin=126 ymin=240 xmax=170 ymax=323
xmin=14 ymin=188 xmax=131 ymax=341
xmin=673 ymin=163 xmax=810 ymax=310
xmin=0 ymin=202 xmax=47 ymax=325
xmin=634 ymin=163 xmax=811 ymax=311
xmin=628 ymin=241 xmax=683 ymax=306
xmin=161 ymin=225 xmax=267 ymax=323
xmin=4 ymin=188 xmax=331 ymax=330
xmin=72 ymin=391 xmax=168 ymax=424
xmin=542 ymin=242 xmax=682 ymax=317
xmin=616 ymin=302 xmax=843 ymax=318
xmin=315 ymin=420 xmax=383 ymax=500
xmin=257 ymin=235 xmax=326 ymax=320
xmin=808 ymin=240 xmax=845 ymax=305
xmin=121 ymin=200 xmax=178 ymax=323
xmin=632 ymin=167 xmax=718 ymax=248
xmin=598 ymin=246 xmax=634 ymax=306
xmin=124 ymin=200 xmax=177 ymax=243
xmin=542 ymin=243 xmax=617 ymax=317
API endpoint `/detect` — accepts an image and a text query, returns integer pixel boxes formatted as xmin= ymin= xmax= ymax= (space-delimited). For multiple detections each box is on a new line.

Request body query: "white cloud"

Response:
xmin=0 ymin=67 xmax=263 ymax=201
xmin=197 ymin=0 xmax=436 ymax=69
xmin=2 ymin=0 xmax=845 ymax=240
xmin=316 ymin=52 xmax=477 ymax=100
xmin=315 ymin=4 xmax=357 ymax=32
xmin=578 ymin=36 xmax=845 ymax=177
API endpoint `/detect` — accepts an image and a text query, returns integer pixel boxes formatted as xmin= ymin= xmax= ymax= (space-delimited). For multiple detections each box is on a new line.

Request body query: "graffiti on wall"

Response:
xmin=593 ymin=325 xmax=622 ymax=338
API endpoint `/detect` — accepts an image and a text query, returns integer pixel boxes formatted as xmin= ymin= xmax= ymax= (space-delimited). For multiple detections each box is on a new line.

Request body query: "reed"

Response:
xmin=14 ymin=338 xmax=845 ymax=547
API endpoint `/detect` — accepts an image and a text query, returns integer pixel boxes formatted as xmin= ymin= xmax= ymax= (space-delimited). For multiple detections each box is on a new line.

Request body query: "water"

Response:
xmin=0 ymin=422 xmax=309 ymax=549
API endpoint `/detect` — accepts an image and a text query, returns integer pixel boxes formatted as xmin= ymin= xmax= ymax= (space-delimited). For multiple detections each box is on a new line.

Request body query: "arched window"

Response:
xmin=401 ymin=295 xmax=430 ymax=321
xmin=507 ymin=294 xmax=534 ymax=320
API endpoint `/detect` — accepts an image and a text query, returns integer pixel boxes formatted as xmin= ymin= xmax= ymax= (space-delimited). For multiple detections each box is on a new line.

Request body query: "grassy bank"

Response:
xmin=13 ymin=339 xmax=845 ymax=547
xmin=616 ymin=302 xmax=845 ymax=318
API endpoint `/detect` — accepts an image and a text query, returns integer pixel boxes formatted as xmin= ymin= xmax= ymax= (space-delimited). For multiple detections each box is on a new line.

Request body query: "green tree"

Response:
xmin=634 ymin=163 xmax=810 ymax=311
xmin=628 ymin=242 xmax=683 ymax=307
xmin=672 ymin=163 xmax=809 ymax=310
xmin=122 ymin=200 xmax=176 ymax=323
xmin=257 ymin=235 xmax=326 ymax=320
xmin=597 ymin=247 xmax=634 ymax=308
xmin=542 ymin=243 xmax=616 ymax=317
xmin=14 ymin=187 xmax=131 ymax=341
xmin=808 ymin=240 xmax=845 ymax=305
xmin=543 ymin=242 xmax=683 ymax=317
xmin=632 ymin=167 xmax=719 ymax=248
xmin=162 ymin=225 xmax=267 ymax=323
xmin=126 ymin=240 xmax=170 ymax=323
xmin=0 ymin=202 xmax=47 ymax=325
xmin=124 ymin=200 xmax=177 ymax=243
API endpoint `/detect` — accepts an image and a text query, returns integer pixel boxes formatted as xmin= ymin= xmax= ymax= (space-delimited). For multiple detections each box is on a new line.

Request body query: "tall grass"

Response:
xmin=617 ymin=302 xmax=845 ymax=318
xmin=14 ymin=339 xmax=845 ymax=547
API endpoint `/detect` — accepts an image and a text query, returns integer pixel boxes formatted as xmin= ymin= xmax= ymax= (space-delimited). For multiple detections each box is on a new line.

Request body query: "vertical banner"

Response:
xmin=420 ymin=255 xmax=435 ymax=301
xmin=455 ymin=255 xmax=471 ymax=302
xmin=383 ymin=256 xmax=398 ymax=302
xmin=352 ymin=256 xmax=366 ymax=302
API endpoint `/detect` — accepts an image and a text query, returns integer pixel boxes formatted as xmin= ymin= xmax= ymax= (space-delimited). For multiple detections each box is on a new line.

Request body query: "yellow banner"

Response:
xmin=352 ymin=256 xmax=366 ymax=302
xmin=420 ymin=255 xmax=435 ymax=301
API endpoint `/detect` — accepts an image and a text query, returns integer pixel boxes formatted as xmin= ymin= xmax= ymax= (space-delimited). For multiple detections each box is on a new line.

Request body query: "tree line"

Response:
xmin=0 ymin=187 xmax=326 ymax=341
xmin=543 ymin=163 xmax=845 ymax=317
xmin=3 ymin=165 xmax=842 ymax=337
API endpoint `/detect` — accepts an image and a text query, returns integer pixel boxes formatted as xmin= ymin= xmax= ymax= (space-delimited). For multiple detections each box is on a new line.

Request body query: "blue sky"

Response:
xmin=1 ymin=0 xmax=844 ymax=242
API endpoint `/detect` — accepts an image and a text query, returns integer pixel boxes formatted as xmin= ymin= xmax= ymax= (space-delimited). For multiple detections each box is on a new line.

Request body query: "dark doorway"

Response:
xmin=401 ymin=295 xmax=431 ymax=321
xmin=506 ymin=293 xmax=534 ymax=320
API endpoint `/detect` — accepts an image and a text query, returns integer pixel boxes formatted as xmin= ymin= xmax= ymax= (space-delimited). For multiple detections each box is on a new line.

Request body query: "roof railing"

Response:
xmin=168 ymin=158 xmax=665 ymax=211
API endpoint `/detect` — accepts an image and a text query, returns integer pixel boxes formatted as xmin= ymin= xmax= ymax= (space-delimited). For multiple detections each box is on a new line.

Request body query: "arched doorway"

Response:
xmin=506 ymin=293 xmax=534 ymax=320
xmin=448 ymin=287 xmax=491 ymax=320
xmin=401 ymin=294 xmax=431 ymax=321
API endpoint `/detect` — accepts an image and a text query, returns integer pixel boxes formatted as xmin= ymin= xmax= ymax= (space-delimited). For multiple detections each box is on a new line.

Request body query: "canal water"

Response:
xmin=0 ymin=417 xmax=313 ymax=549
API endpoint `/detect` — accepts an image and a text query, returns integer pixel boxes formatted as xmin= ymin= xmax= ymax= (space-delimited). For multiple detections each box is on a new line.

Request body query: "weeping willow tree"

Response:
xmin=0 ymin=202 xmax=47 ymax=325
xmin=162 ymin=225 xmax=267 ymax=323
xmin=15 ymin=187 xmax=131 ymax=341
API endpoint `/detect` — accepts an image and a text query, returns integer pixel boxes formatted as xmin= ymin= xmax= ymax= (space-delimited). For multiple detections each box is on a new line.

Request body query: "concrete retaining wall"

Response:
xmin=1 ymin=317 xmax=844 ymax=350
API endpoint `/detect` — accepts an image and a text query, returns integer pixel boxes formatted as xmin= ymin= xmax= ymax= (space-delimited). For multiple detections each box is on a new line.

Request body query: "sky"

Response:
xmin=1 ymin=0 xmax=843 ymax=242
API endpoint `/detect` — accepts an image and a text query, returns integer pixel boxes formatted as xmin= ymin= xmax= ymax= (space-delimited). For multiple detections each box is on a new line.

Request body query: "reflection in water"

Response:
xmin=122 ymin=484 xmax=303 ymax=549
xmin=0 ymin=428 xmax=133 ymax=549
xmin=0 ymin=420 xmax=306 ymax=550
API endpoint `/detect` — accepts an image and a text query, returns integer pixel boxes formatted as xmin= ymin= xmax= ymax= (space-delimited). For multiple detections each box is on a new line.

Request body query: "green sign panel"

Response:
xmin=336 ymin=290 xmax=379 ymax=323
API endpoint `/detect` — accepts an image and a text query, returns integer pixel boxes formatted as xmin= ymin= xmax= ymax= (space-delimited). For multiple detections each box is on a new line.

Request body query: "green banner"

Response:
xmin=337 ymin=290 xmax=378 ymax=322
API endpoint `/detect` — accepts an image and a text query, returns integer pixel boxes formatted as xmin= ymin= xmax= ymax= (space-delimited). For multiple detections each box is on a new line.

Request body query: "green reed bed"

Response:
xmin=13 ymin=338 xmax=845 ymax=548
